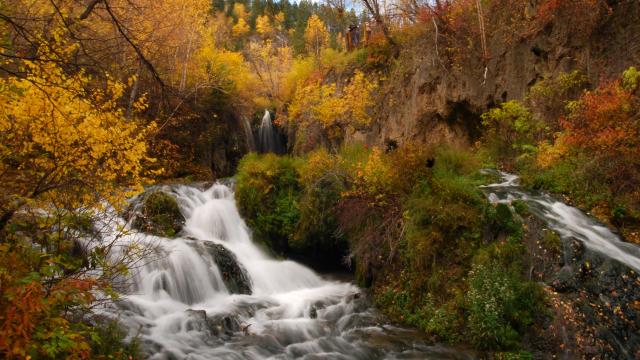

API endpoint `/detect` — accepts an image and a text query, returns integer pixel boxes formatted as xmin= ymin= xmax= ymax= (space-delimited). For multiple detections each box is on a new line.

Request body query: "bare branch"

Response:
xmin=78 ymin=0 xmax=104 ymax=20
xmin=103 ymin=0 xmax=165 ymax=88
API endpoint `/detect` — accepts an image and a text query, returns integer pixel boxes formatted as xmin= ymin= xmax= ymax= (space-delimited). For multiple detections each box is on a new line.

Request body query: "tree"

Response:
xmin=304 ymin=14 xmax=330 ymax=57
xmin=245 ymin=40 xmax=293 ymax=108
xmin=0 ymin=43 xmax=154 ymax=232
xmin=233 ymin=2 xmax=250 ymax=20
xmin=359 ymin=0 xmax=396 ymax=47
xmin=288 ymin=71 xmax=377 ymax=148
xmin=233 ymin=17 xmax=251 ymax=37
xmin=0 ymin=34 xmax=155 ymax=359
xmin=256 ymin=14 xmax=274 ymax=38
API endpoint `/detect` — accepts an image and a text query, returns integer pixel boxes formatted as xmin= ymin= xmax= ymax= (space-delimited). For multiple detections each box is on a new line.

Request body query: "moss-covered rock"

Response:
xmin=131 ymin=191 xmax=184 ymax=237
xmin=201 ymin=242 xmax=252 ymax=295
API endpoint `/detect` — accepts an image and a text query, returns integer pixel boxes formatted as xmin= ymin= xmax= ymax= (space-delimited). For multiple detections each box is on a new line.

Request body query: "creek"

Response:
xmin=481 ymin=169 xmax=640 ymax=272
xmin=100 ymin=183 xmax=473 ymax=360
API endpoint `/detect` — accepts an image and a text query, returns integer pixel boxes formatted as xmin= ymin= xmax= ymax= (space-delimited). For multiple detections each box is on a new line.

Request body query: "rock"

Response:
xmin=201 ymin=242 xmax=252 ymax=295
xmin=551 ymin=265 xmax=577 ymax=292
xmin=129 ymin=190 xmax=185 ymax=237
xmin=206 ymin=314 xmax=241 ymax=337
xmin=184 ymin=309 xmax=242 ymax=339
xmin=184 ymin=309 xmax=208 ymax=332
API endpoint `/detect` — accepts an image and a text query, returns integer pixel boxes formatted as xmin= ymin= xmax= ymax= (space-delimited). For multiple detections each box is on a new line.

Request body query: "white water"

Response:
xmin=257 ymin=110 xmax=282 ymax=154
xmin=99 ymin=184 xmax=470 ymax=360
xmin=241 ymin=116 xmax=256 ymax=152
xmin=481 ymin=169 xmax=640 ymax=272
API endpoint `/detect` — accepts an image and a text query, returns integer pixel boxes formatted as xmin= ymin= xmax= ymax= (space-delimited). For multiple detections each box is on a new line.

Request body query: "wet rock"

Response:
xmin=309 ymin=306 xmax=318 ymax=319
xmin=185 ymin=309 xmax=209 ymax=332
xmin=129 ymin=191 xmax=184 ymax=237
xmin=201 ymin=242 xmax=252 ymax=295
xmin=551 ymin=265 xmax=577 ymax=292
xmin=206 ymin=313 xmax=241 ymax=337
xmin=184 ymin=309 xmax=242 ymax=339
xmin=567 ymin=239 xmax=585 ymax=262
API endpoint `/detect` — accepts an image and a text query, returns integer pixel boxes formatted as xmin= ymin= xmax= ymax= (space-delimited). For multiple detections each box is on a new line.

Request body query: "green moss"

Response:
xmin=495 ymin=351 xmax=534 ymax=360
xmin=235 ymin=153 xmax=303 ymax=254
xmin=132 ymin=191 xmax=184 ymax=237
xmin=511 ymin=200 xmax=529 ymax=217
xmin=542 ymin=229 xmax=562 ymax=254
xmin=89 ymin=319 xmax=141 ymax=359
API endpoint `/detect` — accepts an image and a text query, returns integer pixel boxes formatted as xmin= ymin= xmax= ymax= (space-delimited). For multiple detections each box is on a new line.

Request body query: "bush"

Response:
xmin=521 ymin=68 xmax=640 ymax=236
xmin=235 ymin=151 xmax=350 ymax=269
xmin=466 ymin=240 xmax=546 ymax=350
xmin=235 ymin=153 xmax=302 ymax=254
xmin=89 ymin=319 xmax=140 ymax=359
xmin=293 ymin=149 xmax=348 ymax=269
xmin=528 ymin=70 xmax=588 ymax=128
xmin=131 ymin=191 xmax=184 ymax=237
xmin=481 ymin=101 xmax=543 ymax=166
xmin=235 ymin=145 xmax=546 ymax=351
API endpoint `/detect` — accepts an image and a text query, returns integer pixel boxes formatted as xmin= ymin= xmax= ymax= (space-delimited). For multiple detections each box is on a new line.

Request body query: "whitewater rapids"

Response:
xmin=98 ymin=183 xmax=471 ymax=360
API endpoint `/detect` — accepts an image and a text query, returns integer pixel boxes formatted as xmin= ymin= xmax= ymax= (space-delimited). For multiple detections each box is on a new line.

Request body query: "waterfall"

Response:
xmin=257 ymin=109 xmax=284 ymax=154
xmin=480 ymin=169 xmax=640 ymax=272
xmin=98 ymin=183 xmax=467 ymax=360
xmin=241 ymin=116 xmax=255 ymax=152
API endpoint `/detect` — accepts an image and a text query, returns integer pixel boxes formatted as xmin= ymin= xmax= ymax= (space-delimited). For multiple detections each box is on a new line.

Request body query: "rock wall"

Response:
xmin=349 ymin=0 xmax=640 ymax=148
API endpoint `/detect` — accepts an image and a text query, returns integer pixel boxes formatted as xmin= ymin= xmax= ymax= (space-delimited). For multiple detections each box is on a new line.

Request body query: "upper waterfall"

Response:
xmin=257 ymin=109 xmax=285 ymax=154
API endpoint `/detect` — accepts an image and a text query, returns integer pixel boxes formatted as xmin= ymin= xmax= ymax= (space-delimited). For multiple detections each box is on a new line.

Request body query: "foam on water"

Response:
xmin=481 ymin=169 xmax=640 ymax=272
xmin=98 ymin=183 xmax=471 ymax=360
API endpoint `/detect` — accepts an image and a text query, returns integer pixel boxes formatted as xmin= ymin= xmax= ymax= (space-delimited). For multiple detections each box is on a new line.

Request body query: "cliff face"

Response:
xmin=349 ymin=0 xmax=640 ymax=147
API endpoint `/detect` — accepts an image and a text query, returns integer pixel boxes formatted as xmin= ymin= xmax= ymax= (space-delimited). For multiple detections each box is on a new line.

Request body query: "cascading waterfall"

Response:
xmin=99 ymin=183 xmax=471 ymax=360
xmin=481 ymin=169 xmax=640 ymax=272
xmin=257 ymin=109 xmax=284 ymax=154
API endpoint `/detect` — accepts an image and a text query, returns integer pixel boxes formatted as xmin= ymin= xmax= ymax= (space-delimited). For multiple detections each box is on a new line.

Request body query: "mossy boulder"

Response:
xmin=131 ymin=191 xmax=184 ymax=237
xmin=202 ymin=242 xmax=252 ymax=295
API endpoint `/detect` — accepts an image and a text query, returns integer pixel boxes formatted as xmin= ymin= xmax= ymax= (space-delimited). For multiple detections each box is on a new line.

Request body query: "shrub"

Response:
xmin=622 ymin=66 xmax=640 ymax=92
xmin=132 ymin=191 xmax=184 ymax=237
xmin=89 ymin=319 xmax=140 ymax=359
xmin=235 ymin=153 xmax=302 ymax=253
xmin=481 ymin=101 xmax=543 ymax=166
xmin=293 ymin=150 xmax=349 ymax=269
xmin=235 ymin=144 xmax=546 ymax=350
xmin=528 ymin=70 xmax=588 ymax=129
xmin=466 ymin=240 xmax=546 ymax=350
xmin=528 ymin=68 xmax=640 ymax=230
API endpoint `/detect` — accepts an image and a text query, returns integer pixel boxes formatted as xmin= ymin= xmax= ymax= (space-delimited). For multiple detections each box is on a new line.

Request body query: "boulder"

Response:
xmin=129 ymin=191 xmax=185 ymax=237
xmin=551 ymin=265 xmax=577 ymax=292
xmin=201 ymin=242 xmax=252 ymax=295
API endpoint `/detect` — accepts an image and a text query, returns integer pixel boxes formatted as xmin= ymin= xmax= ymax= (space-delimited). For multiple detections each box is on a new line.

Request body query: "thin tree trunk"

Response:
xmin=0 ymin=208 xmax=18 ymax=236
xmin=180 ymin=31 xmax=194 ymax=92
xmin=362 ymin=0 xmax=397 ymax=48
xmin=126 ymin=62 xmax=142 ymax=119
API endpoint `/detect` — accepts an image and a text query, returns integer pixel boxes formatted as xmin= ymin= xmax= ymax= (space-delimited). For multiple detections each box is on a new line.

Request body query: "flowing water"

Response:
xmin=241 ymin=116 xmax=256 ymax=152
xmin=100 ymin=183 xmax=472 ymax=360
xmin=257 ymin=110 xmax=284 ymax=154
xmin=481 ymin=169 xmax=640 ymax=272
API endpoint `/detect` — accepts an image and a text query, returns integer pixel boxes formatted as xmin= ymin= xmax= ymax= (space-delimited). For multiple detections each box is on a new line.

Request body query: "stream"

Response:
xmin=97 ymin=170 xmax=640 ymax=359
xmin=99 ymin=183 xmax=473 ymax=360
xmin=480 ymin=169 xmax=640 ymax=272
